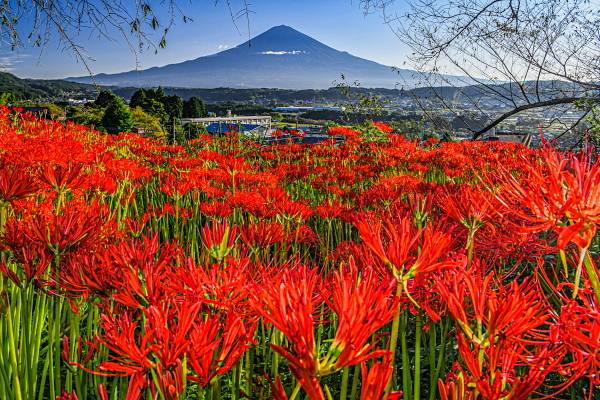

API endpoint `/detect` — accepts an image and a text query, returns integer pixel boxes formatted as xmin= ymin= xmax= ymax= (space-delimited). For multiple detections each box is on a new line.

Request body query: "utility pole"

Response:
xmin=173 ymin=118 xmax=176 ymax=144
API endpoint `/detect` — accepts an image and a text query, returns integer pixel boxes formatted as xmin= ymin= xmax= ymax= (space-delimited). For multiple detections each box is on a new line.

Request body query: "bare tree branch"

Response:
xmin=473 ymin=96 xmax=583 ymax=138
xmin=0 ymin=1 xmax=252 ymax=76
xmin=363 ymin=0 xmax=600 ymax=144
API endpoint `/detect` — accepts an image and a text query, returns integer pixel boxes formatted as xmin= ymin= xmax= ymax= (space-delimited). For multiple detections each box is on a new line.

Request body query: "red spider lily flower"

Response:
xmin=436 ymin=268 xmax=549 ymax=342
xmin=143 ymin=301 xmax=202 ymax=368
xmin=97 ymin=311 xmax=156 ymax=376
xmin=552 ymin=292 xmax=600 ymax=391
xmin=187 ymin=312 xmax=255 ymax=387
xmin=354 ymin=212 xmax=457 ymax=289
xmin=275 ymin=199 xmax=314 ymax=221
xmin=438 ymin=373 xmax=474 ymax=400
xmin=200 ymin=220 xmax=239 ymax=261
xmin=56 ymin=391 xmax=79 ymax=400
xmin=354 ymin=213 xmax=419 ymax=275
xmin=181 ymin=257 xmax=252 ymax=314
xmin=106 ymin=235 xmax=175 ymax=308
xmin=288 ymin=224 xmax=319 ymax=245
xmin=506 ymin=349 xmax=566 ymax=400
xmin=27 ymin=203 xmax=104 ymax=255
xmin=0 ymin=167 xmax=37 ymax=204
xmin=438 ymin=184 xmax=494 ymax=261
xmin=227 ymin=190 xmax=272 ymax=218
xmin=198 ymin=201 xmax=233 ymax=218
xmin=403 ymin=223 xmax=456 ymax=280
xmin=58 ymin=251 xmax=118 ymax=299
xmin=270 ymin=376 xmax=290 ymax=400
xmin=80 ymin=171 xmax=118 ymax=194
xmin=487 ymin=280 xmax=550 ymax=339
xmin=123 ymin=213 xmax=151 ymax=237
xmin=0 ymin=245 xmax=49 ymax=287
xmin=124 ymin=373 xmax=147 ymax=400
xmin=328 ymin=240 xmax=375 ymax=266
xmin=321 ymin=261 xmax=399 ymax=369
xmin=328 ymin=126 xmax=362 ymax=139
xmin=438 ymin=184 xmax=494 ymax=229
xmin=436 ymin=266 xmax=563 ymax=399
xmin=38 ymin=163 xmax=83 ymax=192
xmin=371 ymin=121 xmax=394 ymax=134
xmin=405 ymin=192 xmax=434 ymax=226
xmin=69 ymin=320 xmax=151 ymax=400
xmin=360 ymin=353 xmax=403 ymax=400
xmin=474 ymin=224 xmax=551 ymax=270
xmin=240 ymin=221 xmax=286 ymax=248
xmin=249 ymin=266 xmax=324 ymax=400
xmin=435 ymin=269 xmax=491 ymax=334
xmin=315 ymin=200 xmax=351 ymax=220
xmin=564 ymin=150 xmax=600 ymax=226
xmin=1 ymin=218 xmax=50 ymax=286
xmin=450 ymin=334 xmax=564 ymax=400
xmin=153 ymin=359 xmax=186 ymax=400
xmin=492 ymin=147 xmax=599 ymax=250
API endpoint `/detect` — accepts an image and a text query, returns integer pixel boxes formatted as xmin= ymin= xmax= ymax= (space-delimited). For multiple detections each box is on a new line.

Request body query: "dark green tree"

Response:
xmin=163 ymin=95 xmax=183 ymax=121
xmin=183 ymin=96 xmax=207 ymax=118
xmin=94 ymin=90 xmax=118 ymax=108
xmin=162 ymin=95 xmax=184 ymax=143
xmin=0 ymin=92 xmax=17 ymax=105
xmin=129 ymin=88 xmax=175 ymax=127
xmin=144 ymin=98 xmax=169 ymax=126
xmin=183 ymin=123 xmax=207 ymax=140
xmin=129 ymin=89 xmax=148 ymax=109
xmin=150 ymin=87 xmax=166 ymax=100
xmin=101 ymin=96 xmax=134 ymax=134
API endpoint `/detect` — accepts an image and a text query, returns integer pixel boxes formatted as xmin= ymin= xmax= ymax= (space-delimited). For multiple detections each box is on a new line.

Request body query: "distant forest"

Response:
xmin=0 ymin=71 xmax=590 ymax=106
xmin=0 ymin=72 xmax=97 ymax=100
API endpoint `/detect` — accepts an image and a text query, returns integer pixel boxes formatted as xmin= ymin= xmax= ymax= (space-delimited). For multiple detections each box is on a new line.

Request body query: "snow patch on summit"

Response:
xmin=259 ymin=50 xmax=306 ymax=55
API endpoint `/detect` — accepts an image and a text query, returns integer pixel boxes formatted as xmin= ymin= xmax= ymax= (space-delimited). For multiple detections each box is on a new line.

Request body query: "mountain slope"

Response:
xmin=0 ymin=72 xmax=98 ymax=100
xmin=67 ymin=25 xmax=462 ymax=89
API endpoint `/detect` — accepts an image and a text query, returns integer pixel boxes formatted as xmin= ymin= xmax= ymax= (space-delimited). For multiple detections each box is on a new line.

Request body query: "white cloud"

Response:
xmin=0 ymin=53 xmax=27 ymax=72
xmin=217 ymin=44 xmax=230 ymax=50
xmin=259 ymin=50 xmax=306 ymax=55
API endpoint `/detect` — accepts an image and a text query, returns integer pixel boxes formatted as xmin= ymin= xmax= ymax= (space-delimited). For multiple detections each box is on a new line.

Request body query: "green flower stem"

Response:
xmin=401 ymin=313 xmax=412 ymax=400
xmin=339 ymin=366 xmax=349 ymax=400
xmin=289 ymin=382 xmax=302 ymax=400
xmin=6 ymin=299 xmax=23 ymax=400
xmin=583 ymin=250 xmax=600 ymax=303
xmin=349 ymin=365 xmax=360 ymax=400
xmin=428 ymin=322 xmax=436 ymax=393
xmin=232 ymin=363 xmax=241 ymax=400
xmin=245 ymin=349 xmax=253 ymax=398
xmin=271 ymin=330 xmax=280 ymax=378
xmin=385 ymin=283 xmax=403 ymax=394
xmin=414 ymin=314 xmax=422 ymax=400
xmin=430 ymin=319 xmax=449 ymax=400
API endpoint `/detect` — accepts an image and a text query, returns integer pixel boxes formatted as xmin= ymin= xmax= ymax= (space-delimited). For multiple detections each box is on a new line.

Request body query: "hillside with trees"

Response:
xmin=0 ymin=72 xmax=98 ymax=100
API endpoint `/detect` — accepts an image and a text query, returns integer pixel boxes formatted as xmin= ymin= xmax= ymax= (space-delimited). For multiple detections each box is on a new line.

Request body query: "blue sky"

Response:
xmin=5 ymin=0 xmax=411 ymax=79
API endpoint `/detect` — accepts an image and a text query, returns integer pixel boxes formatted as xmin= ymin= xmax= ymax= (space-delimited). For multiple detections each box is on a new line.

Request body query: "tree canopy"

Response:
xmin=183 ymin=97 xmax=208 ymax=119
xmin=131 ymin=106 xmax=165 ymax=138
xmin=129 ymin=88 xmax=186 ymax=130
xmin=101 ymin=96 xmax=134 ymax=134
xmin=94 ymin=90 xmax=119 ymax=108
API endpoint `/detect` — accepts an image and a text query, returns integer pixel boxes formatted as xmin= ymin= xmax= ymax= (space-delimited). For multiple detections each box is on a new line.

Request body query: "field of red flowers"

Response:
xmin=0 ymin=106 xmax=598 ymax=400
